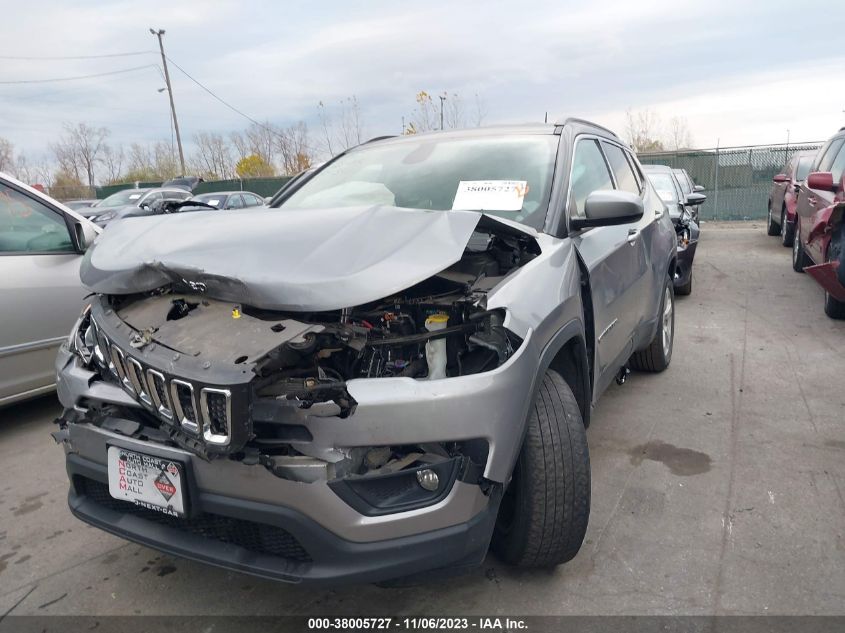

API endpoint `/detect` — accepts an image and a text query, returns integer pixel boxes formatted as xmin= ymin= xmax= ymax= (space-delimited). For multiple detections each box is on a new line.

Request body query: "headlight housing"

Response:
xmin=67 ymin=304 xmax=95 ymax=365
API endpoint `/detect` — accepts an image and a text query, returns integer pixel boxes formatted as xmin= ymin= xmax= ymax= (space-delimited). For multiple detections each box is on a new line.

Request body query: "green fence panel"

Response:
xmin=638 ymin=142 xmax=822 ymax=221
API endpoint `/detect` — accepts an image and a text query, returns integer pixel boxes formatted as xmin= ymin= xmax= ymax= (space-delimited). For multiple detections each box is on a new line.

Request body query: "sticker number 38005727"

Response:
xmin=452 ymin=180 xmax=528 ymax=212
xmin=106 ymin=446 xmax=186 ymax=517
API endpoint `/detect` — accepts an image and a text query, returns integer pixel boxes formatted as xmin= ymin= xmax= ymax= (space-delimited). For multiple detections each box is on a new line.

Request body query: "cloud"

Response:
xmin=1 ymin=0 xmax=843 ymax=168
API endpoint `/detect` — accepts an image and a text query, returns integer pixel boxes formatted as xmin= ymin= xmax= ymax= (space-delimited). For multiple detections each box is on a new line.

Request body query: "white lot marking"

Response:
xmin=768 ymin=491 xmax=775 ymax=504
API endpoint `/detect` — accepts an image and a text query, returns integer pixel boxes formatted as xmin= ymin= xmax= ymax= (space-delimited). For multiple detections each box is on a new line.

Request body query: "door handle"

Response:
xmin=627 ymin=228 xmax=639 ymax=245
xmin=807 ymin=197 xmax=817 ymax=205
xmin=655 ymin=208 xmax=664 ymax=218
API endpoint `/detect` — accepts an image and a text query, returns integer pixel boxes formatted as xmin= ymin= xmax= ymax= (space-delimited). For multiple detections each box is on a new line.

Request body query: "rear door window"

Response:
xmin=601 ymin=142 xmax=641 ymax=195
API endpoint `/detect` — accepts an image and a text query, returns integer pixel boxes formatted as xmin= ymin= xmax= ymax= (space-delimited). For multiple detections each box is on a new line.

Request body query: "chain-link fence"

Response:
xmin=638 ymin=142 xmax=823 ymax=221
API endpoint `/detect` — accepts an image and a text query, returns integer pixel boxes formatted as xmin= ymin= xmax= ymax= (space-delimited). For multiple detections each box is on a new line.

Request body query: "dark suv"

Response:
xmin=54 ymin=119 xmax=677 ymax=585
xmin=792 ymin=129 xmax=845 ymax=319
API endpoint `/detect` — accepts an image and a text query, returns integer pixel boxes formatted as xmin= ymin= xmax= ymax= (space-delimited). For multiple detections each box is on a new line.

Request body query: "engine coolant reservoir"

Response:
xmin=424 ymin=313 xmax=449 ymax=380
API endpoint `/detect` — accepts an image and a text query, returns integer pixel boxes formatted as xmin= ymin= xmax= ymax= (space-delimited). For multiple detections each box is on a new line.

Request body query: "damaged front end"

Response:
xmin=56 ymin=215 xmax=538 ymax=514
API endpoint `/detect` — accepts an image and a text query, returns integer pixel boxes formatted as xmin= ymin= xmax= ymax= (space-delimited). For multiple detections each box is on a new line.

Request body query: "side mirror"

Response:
xmin=807 ymin=171 xmax=836 ymax=192
xmin=693 ymin=184 xmax=705 ymax=192
xmin=772 ymin=173 xmax=790 ymax=184
xmin=571 ymin=190 xmax=644 ymax=230
xmin=72 ymin=219 xmax=98 ymax=251
xmin=685 ymin=192 xmax=707 ymax=206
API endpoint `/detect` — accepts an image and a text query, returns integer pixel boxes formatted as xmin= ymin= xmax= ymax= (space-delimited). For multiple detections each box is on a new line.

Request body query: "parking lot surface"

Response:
xmin=1 ymin=222 xmax=843 ymax=616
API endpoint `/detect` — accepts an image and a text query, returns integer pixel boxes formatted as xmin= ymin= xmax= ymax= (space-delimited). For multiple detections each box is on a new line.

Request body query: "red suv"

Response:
xmin=767 ymin=150 xmax=816 ymax=246
xmin=792 ymin=129 xmax=845 ymax=319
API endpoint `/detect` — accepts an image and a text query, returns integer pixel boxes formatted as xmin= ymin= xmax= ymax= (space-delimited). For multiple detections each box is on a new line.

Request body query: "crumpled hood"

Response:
xmin=80 ymin=205 xmax=488 ymax=311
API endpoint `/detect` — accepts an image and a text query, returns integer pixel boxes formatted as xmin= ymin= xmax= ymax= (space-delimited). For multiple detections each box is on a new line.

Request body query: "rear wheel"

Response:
xmin=781 ymin=207 xmax=795 ymax=247
xmin=766 ymin=202 xmax=780 ymax=236
xmin=629 ymin=276 xmax=674 ymax=372
xmin=491 ymin=369 xmax=590 ymax=567
xmin=792 ymin=220 xmax=810 ymax=273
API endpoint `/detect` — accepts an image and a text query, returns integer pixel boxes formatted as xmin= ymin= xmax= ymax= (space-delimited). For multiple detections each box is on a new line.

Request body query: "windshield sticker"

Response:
xmin=656 ymin=190 xmax=675 ymax=202
xmin=452 ymin=180 xmax=528 ymax=212
xmin=128 ymin=194 xmax=142 ymax=200
xmin=207 ymin=199 xmax=220 ymax=207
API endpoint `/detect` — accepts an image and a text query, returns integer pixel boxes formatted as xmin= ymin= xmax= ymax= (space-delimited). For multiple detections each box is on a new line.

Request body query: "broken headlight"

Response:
xmin=67 ymin=304 xmax=96 ymax=365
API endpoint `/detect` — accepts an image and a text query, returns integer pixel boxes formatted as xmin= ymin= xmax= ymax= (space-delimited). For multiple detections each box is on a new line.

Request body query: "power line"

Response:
xmin=0 ymin=51 xmax=155 ymax=60
xmin=0 ymin=64 xmax=159 ymax=85
xmin=164 ymin=55 xmax=274 ymax=134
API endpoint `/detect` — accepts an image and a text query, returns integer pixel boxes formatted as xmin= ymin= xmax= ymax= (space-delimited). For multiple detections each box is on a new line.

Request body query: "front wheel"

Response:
xmin=781 ymin=207 xmax=795 ymax=247
xmin=491 ymin=369 xmax=590 ymax=567
xmin=766 ymin=202 xmax=779 ymax=236
xmin=792 ymin=220 xmax=810 ymax=273
xmin=630 ymin=276 xmax=674 ymax=372
xmin=824 ymin=247 xmax=845 ymax=320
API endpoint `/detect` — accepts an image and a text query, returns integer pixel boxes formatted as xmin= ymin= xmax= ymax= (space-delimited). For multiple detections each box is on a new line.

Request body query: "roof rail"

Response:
xmin=556 ymin=117 xmax=619 ymax=139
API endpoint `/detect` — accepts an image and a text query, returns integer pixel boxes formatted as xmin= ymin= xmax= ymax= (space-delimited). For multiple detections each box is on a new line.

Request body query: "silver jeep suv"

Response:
xmin=54 ymin=119 xmax=677 ymax=585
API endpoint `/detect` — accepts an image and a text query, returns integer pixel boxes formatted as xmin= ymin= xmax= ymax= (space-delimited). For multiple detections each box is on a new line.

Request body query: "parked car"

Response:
xmin=63 ymin=199 xmax=99 ymax=210
xmin=642 ymin=165 xmax=706 ymax=295
xmin=54 ymin=119 xmax=677 ymax=586
xmin=792 ymin=129 xmax=845 ymax=319
xmin=0 ymin=172 xmax=100 ymax=406
xmin=672 ymin=168 xmax=705 ymax=221
xmin=767 ymin=149 xmax=816 ymax=246
xmin=85 ymin=187 xmax=193 ymax=226
xmin=188 ymin=191 xmax=265 ymax=210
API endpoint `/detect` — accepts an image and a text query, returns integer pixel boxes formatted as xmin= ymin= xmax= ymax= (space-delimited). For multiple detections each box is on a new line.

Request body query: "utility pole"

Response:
xmin=439 ymin=94 xmax=446 ymax=130
xmin=150 ymin=28 xmax=185 ymax=176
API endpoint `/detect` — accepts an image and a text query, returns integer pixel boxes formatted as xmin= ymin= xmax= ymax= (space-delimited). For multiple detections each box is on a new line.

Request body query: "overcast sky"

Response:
xmin=2 ymin=0 xmax=844 ymax=165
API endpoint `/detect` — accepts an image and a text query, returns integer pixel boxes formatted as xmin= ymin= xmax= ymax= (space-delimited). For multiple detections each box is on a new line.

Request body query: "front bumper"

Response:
xmin=54 ymin=323 xmax=536 ymax=583
xmin=66 ymin=451 xmax=500 ymax=585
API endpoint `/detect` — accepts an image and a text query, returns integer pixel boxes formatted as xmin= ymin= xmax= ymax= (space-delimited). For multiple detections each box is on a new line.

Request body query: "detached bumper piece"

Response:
xmin=805 ymin=261 xmax=845 ymax=302
xmin=67 ymin=454 xmax=500 ymax=586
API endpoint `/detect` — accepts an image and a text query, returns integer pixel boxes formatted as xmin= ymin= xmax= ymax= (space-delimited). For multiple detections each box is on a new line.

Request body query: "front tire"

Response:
xmin=675 ymin=271 xmax=692 ymax=296
xmin=792 ymin=219 xmax=810 ymax=273
xmin=823 ymin=247 xmax=845 ymax=320
xmin=781 ymin=207 xmax=795 ymax=247
xmin=491 ymin=369 xmax=590 ymax=567
xmin=766 ymin=202 xmax=780 ymax=236
xmin=630 ymin=276 xmax=674 ymax=372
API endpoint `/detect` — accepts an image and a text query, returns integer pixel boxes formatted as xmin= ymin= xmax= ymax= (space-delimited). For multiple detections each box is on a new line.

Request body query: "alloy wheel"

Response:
xmin=662 ymin=286 xmax=673 ymax=357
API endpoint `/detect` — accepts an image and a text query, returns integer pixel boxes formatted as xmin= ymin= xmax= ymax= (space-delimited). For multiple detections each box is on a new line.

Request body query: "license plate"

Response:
xmin=107 ymin=446 xmax=186 ymax=517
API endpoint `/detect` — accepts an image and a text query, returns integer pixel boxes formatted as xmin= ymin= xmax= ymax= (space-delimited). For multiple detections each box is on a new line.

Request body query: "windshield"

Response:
xmin=98 ymin=189 xmax=146 ymax=208
xmin=673 ymin=170 xmax=691 ymax=194
xmin=645 ymin=173 xmax=678 ymax=203
xmin=192 ymin=194 xmax=224 ymax=207
xmin=795 ymin=156 xmax=813 ymax=181
xmin=279 ymin=134 xmax=559 ymax=229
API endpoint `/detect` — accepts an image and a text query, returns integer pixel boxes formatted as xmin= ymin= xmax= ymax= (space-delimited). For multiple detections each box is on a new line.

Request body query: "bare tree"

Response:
xmin=472 ymin=93 xmax=488 ymax=127
xmin=625 ymin=109 xmax=664 ymax=153
xmin=277 ymin=121 xmax=313 ymax=175
xmin=13 ymin=153 xmax=52 ymax=186
xmin=668 ymin=116 xmax=693 ymax=150
xmin=51 ymin=123 xmax=109 ymax=187
xmin=190 ymin=132 xmax=234 ymax=180
xmin=317 ymin=101 xmax=335 ymax=157
xmin=0 ymin=137 xmax=13 ymax=173
xmin=101 ymin=144 xmax=125 ymax=184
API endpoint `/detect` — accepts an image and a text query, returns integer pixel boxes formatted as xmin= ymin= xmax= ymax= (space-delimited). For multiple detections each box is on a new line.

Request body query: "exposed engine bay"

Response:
xmin=66 ymin=225 xmax=538 ymax=483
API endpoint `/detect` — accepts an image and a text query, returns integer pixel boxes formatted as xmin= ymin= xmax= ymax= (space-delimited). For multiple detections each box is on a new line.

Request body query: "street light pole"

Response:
xmin=150 ymin=28 xmax=186 ymax=176
xmin=439 ymin=94 xmax=446 ymax=130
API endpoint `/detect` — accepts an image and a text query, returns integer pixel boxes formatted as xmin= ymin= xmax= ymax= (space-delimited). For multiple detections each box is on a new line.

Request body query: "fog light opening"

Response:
xmin=416 ymin=468 xmax=440 ymax=492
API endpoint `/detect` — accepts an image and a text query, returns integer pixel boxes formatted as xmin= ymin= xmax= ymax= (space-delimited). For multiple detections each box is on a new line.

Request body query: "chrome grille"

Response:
xmin=146 ymin=369 xmax=172 ymax=419
xmin=170 ymin=379 xmax=199 ymax=434
xmin=100 ymin=337 xmax=231 ymax=445
xmin=126 ymin=357 xmax=152 ymax=406
xmin=200 ymin=388 xmax=231 ymax=446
